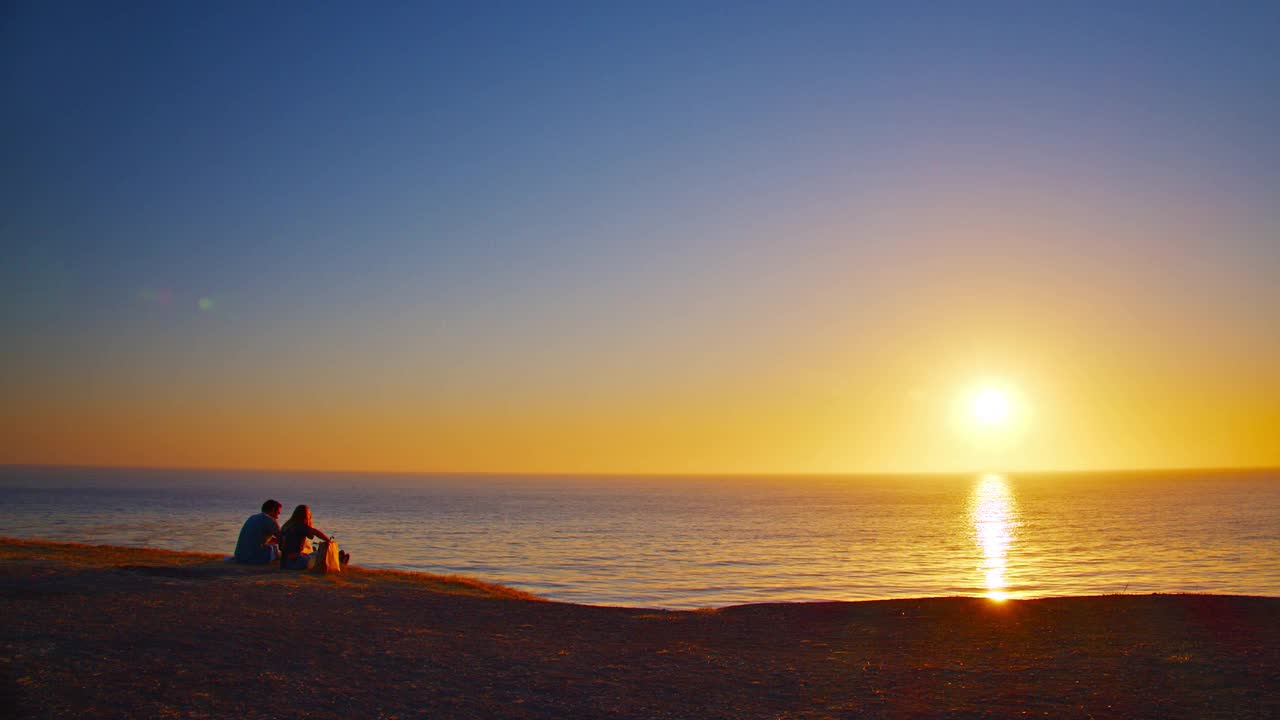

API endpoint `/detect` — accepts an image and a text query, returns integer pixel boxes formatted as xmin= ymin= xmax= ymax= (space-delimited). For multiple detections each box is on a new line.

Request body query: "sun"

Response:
xmin=968 ymin=385 xmax=1013 ymax=427
xmin=953 ymin=380 xmax=1029 ymax=463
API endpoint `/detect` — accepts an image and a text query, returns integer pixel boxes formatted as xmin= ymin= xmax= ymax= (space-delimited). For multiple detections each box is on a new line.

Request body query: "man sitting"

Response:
xmin=233 ymin=499 xmax=282 ymax=564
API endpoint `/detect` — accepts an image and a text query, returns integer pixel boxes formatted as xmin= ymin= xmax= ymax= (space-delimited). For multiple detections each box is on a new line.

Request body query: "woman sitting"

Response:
xmin=279 ymin=504 xmax=332 ymax=570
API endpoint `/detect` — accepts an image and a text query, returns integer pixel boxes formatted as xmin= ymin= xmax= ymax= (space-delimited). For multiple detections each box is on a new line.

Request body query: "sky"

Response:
xmin=2 ymin=1 xmax=1278 ymax=474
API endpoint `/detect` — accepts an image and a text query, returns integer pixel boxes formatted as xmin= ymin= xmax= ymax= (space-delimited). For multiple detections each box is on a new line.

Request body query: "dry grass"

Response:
xmin=0 ymin=537 xmax=539 ymax=600
xmin=0 ymin=537 xmax=224 ymax=567
xmin=3 ymin=537 xmax=1278 ymax=719
xmin=341 ymin=565 xmax=544 ymax=601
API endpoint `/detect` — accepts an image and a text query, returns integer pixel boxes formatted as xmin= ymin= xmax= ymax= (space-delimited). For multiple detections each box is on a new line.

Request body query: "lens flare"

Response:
xmin=138 ymin=288 xmax=173 ymax=305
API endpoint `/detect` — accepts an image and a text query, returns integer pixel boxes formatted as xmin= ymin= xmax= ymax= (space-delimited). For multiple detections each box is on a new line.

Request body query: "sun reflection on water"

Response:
xmin=969 ymin=473 xmax=1017 ymax=600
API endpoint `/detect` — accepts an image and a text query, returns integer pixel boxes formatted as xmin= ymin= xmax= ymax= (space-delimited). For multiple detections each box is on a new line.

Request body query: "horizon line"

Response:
xmin=2 ymin=461 xmax=1276 ymax=479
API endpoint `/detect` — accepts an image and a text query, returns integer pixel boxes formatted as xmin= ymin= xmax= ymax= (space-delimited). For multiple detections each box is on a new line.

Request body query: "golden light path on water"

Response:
xmin=969 ymin=473 xmax=1018 ymax=601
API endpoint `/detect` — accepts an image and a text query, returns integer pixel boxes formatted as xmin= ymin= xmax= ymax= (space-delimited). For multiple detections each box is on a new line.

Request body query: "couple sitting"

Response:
xmin=233 ymin=499 xmax=350 ymax=569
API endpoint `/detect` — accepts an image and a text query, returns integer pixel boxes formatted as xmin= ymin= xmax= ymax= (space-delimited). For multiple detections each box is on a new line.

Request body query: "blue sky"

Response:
xmin=3 ymin=2 xmax=1278 ymax=472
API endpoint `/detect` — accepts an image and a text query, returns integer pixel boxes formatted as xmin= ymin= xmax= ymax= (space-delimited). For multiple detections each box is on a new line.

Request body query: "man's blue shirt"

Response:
xmin=233 ymin=512 xmax=280 ymax=564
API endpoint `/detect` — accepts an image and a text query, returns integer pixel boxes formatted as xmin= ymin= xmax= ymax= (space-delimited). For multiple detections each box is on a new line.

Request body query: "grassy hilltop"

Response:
xmin=2 ymin=538 xmax=1276 ymax=719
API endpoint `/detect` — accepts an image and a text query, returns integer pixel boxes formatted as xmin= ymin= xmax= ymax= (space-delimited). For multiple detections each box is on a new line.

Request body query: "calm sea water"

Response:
xmin=1 ymin=467 xmax=1276 ymax=609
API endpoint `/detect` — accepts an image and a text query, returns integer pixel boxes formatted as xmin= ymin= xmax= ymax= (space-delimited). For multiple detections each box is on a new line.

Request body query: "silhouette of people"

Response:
xmin=233 ymin=499 xmax=282 ymax=564
xmin=279 ymin=504 xmax=345 ymax=569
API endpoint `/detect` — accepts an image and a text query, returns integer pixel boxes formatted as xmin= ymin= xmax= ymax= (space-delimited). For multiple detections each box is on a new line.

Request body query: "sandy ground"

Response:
xmin=1 ymin=538 xmax=1276 ymax=719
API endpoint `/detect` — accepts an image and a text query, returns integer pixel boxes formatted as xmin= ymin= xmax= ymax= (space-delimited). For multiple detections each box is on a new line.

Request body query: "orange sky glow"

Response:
xmin=3 ymin=5 xmax=1278 ymax=475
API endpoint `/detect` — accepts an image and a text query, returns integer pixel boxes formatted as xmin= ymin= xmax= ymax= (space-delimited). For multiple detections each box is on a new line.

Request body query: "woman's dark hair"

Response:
xmin=282 ymin=504 xmax=312 ymax=531
xmin=262 ymin=499 xmax=282 ymax=514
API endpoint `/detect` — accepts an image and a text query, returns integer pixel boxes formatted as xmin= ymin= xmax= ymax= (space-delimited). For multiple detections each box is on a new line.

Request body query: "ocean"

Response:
xmin=1 ymin=466 xmax=1276 ymax=609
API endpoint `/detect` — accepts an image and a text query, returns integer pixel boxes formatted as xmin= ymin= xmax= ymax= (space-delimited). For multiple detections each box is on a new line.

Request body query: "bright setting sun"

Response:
xmin=970 ymin=386 xmax=1013 ymax=427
